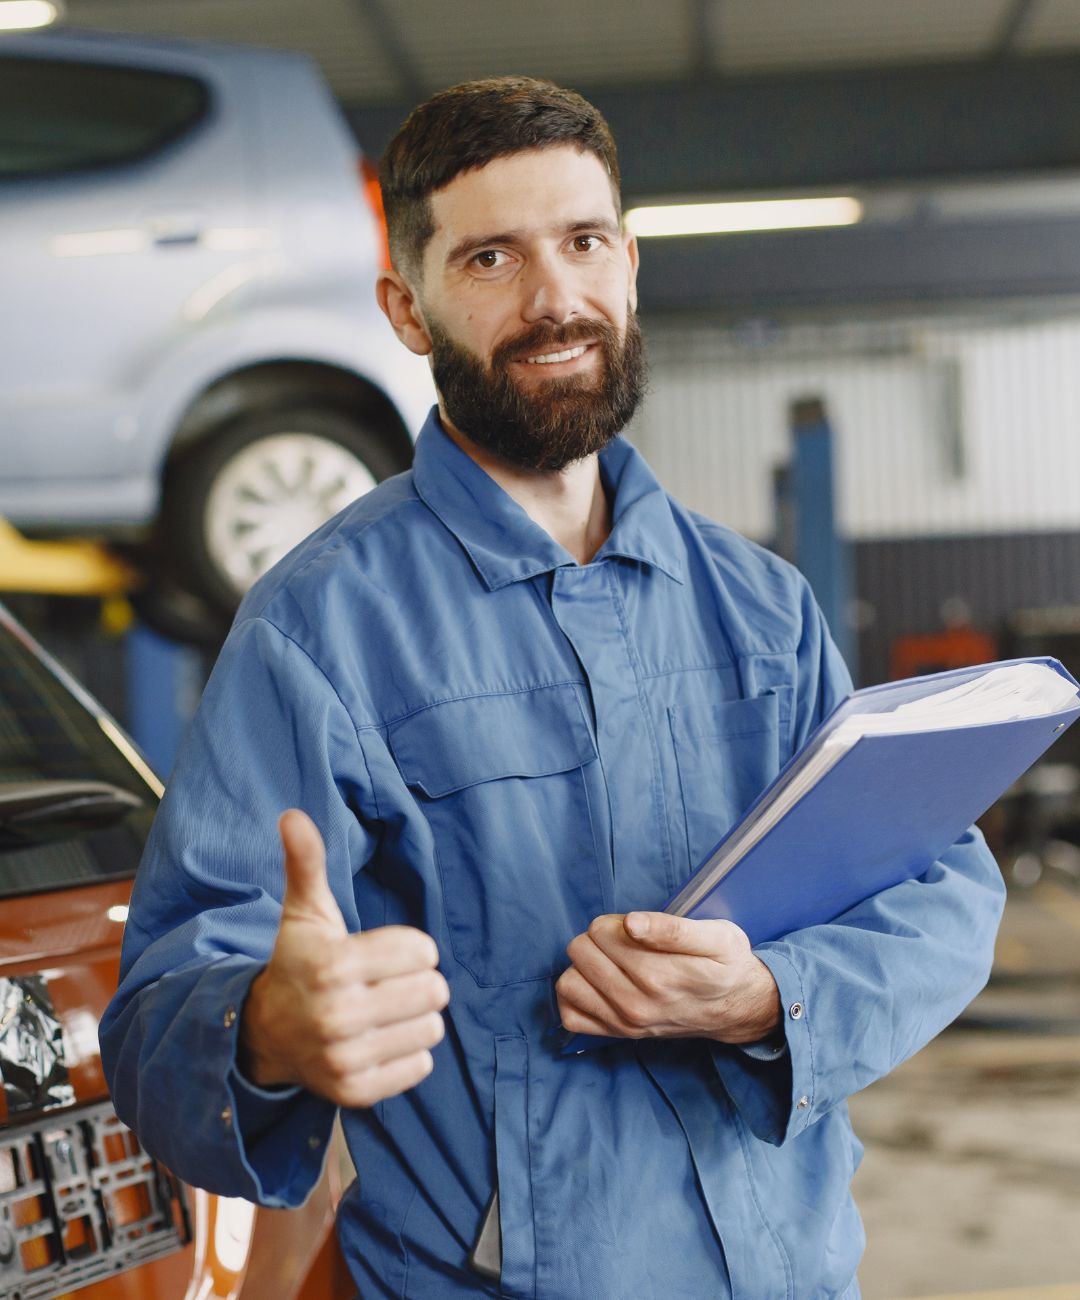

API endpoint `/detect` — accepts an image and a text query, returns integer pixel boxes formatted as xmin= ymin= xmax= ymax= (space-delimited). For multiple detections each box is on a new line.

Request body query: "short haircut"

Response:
xmin=379 ymin=76 xmax=621 ymax=278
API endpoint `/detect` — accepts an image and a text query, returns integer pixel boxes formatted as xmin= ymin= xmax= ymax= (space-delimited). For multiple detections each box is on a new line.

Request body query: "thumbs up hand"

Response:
xmin=239 ymin=810 xmax=449 ymax=1108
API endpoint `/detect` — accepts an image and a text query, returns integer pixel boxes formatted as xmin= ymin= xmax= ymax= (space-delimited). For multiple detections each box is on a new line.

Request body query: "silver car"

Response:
xmin=0 ymin=28 xmax=432 ymax=615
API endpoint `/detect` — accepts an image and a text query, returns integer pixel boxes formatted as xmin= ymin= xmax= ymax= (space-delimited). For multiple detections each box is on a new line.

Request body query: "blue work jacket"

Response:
xmin=101 ymin=410 xmax=1005 ymax=1299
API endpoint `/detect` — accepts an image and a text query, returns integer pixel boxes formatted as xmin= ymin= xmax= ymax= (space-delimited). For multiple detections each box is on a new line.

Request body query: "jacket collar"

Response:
xmin=411 ymin=407 xmax=685 ymax=591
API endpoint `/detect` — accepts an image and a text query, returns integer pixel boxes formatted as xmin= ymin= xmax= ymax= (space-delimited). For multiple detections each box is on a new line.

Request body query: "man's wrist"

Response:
xmin=708 ymin=956 xmax=782 ymax=1044
xmin=237 ymin=967 xmax=296 ymax=1089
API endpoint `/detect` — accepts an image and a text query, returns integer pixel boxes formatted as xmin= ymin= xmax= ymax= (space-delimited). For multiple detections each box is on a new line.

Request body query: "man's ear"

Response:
xmin=624 ymin=231 xmax=640 ymax=313
xmin=376 ymin=268 xmax=432 ymax=356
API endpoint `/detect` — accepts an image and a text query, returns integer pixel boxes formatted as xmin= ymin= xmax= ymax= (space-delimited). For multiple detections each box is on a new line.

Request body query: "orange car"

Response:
xmin=0 ymin=602 xmax=354 ymax=1299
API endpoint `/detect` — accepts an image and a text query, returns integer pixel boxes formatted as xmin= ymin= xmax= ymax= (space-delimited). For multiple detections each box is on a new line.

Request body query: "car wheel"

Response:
xmin=163 ymin=407 xmax=409 ymax=615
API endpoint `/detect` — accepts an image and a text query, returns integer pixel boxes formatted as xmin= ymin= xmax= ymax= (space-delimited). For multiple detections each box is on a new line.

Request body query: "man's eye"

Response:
xmin=473 ymin=250 xmax=506 ymax=269
xmin=572 ymin=235 xmax=600 ymax=252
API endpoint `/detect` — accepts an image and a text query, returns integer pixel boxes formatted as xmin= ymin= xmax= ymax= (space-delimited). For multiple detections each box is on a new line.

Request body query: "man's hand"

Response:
xmin=239 ymin=809 xmax=449 ymax=1107
xmin=556 ymin=912 xmax=780 ymax=1043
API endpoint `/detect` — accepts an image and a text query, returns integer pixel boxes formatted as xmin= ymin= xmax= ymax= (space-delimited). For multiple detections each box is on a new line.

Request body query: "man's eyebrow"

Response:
xmin=445 ymin=216 xmax=622 ymax=265
xmin=566 ymin=216 xmax=621 ymax=236
xmin=445 ymin=230 xmax=523 ymax=264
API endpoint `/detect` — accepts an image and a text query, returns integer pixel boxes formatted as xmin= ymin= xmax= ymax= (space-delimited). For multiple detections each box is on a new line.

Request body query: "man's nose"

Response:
xmin=520 ymin=253 xmax=581 ymax=325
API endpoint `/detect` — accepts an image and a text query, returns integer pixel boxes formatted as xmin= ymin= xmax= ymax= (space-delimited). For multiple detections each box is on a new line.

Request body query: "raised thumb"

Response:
xmin=278 ymin=808 xmax=345 ymax=931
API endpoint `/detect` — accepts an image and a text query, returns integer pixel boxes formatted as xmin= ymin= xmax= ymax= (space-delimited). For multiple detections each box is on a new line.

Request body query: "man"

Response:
xmin=101 ymin=78 xmax=1005 ymax=1298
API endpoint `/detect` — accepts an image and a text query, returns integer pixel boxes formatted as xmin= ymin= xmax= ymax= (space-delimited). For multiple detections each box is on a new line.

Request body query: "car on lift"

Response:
xmin=0 ymin=600 xmax=355 ymax=1298
xmin=0 ymin=28 xmax=432 ymax=620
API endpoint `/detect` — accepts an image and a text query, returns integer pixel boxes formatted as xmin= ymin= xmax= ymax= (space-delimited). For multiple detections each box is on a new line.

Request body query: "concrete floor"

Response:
xmin=851 ymin=880 xmax=1080 ymax=1300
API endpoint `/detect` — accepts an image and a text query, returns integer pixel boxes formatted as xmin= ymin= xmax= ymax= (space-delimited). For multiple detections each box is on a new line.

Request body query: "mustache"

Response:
xmin=492 ymin=319 xmax=616 ymax=369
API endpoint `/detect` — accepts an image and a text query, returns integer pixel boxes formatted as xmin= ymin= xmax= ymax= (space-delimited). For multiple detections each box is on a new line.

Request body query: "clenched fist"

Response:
xmin=239 ymin=809 xmax=449 ymax=1107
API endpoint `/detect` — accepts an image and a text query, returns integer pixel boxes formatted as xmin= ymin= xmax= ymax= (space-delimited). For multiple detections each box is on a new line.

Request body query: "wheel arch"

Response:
xmin=163 ymin=359 xmax=416 ymax=477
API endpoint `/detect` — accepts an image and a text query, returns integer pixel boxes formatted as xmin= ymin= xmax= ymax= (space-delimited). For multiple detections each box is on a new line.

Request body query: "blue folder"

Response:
xmin=561 ymin=658 xmax=1080 ymax=1054
xmin=670 ymin=657 xmax=1080 ymax=943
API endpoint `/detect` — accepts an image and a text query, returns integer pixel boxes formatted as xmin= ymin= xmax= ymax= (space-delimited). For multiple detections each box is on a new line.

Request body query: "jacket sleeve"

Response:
xmin=710 ymin=572 xmax=1007 ymax=1144
xmin=99 ymin=615 xmax=378 ymax=1206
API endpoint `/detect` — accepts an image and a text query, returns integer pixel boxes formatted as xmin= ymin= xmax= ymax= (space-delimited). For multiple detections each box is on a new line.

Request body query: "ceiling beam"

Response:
xmin=636 ymin=212 xmax=1080 ymax=313
xmin=989 ymin=0 xmax=1043 ymax=58
xmin=349 ymin=0 xmax=427 ymax=104
xmin=347 ymin=53 xmax=1080 ymax=197
xmin=689 ymin=0 xmax=721 ymax=81
xmin=344 ymin=54 xmax=1080 ymax=315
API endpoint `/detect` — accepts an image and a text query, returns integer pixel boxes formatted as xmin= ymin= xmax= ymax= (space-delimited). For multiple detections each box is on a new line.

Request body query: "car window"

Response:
xmin=0 ymin=614 xmax=157 ymax=897
xmin=0 ymin=54 xmax=210 ymax=179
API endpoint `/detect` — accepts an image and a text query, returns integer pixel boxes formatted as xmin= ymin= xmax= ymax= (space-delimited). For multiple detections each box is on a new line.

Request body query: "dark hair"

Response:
xmin=379 ymin=76 xmax=621 ymax=278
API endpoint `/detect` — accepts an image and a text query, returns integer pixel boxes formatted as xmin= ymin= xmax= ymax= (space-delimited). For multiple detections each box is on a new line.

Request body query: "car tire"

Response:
xmin=161 ymin=406 xmax=409 ymax=617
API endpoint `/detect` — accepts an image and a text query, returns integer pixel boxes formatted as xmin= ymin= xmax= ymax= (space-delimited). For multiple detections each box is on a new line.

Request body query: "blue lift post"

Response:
xmin=125 ymin=622 xmax=205 ymax=781
xmin=789 ymin=397 xmax=857 ymax=676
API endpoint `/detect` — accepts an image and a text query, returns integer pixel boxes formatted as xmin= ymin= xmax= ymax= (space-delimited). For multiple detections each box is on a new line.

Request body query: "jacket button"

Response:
xmin=796 ymin=1095 xmax=809 ymax=1110
xmin=220 ymin=1105 xmax=233 ymax=1125
xmin=223 ymin=1006 xmax=237 ymax=1029
xmin=789 ymin=1002 xmax=804 ymax=1020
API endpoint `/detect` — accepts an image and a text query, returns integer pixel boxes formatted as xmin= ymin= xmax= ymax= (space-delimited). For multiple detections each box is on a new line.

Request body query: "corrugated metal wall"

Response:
xmin=633 ymin=303 xmax=1080 ymax=684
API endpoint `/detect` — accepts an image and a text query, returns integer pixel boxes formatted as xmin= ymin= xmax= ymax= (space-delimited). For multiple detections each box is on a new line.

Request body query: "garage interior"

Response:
xmin=3 ymin=1 xmax=1080 ymax=1297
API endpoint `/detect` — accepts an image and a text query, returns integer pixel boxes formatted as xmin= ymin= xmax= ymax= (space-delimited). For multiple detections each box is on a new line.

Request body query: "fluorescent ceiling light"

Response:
xmin=50 ymin=229 xmax=149 ymax=258
xmin=625 ymin=196 xmax=863 ymax=238
xmin=0 ymin=1 xmax=63 ymax=31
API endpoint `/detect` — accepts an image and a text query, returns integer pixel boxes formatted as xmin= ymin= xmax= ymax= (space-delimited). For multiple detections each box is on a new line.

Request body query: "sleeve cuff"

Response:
xmin=737 ymin=1032 xmax=789 ymax=1062
xmin=220 ymin=970 xmax=338 ymax=1207
xmin=708 ymin=945 xmax=814 ymax=1144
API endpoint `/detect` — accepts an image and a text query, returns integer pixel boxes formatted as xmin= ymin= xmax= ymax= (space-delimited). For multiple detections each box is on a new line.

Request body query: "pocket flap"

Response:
xmin=668 ymin=689 xmax=789 ymax=742
xmin=389 ymin=685 xmax=597 ymax=797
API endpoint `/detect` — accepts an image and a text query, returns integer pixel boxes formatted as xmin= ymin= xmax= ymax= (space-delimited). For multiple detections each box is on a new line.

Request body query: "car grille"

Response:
xmin=0 ymin=1100 xmax=191 ymax=1299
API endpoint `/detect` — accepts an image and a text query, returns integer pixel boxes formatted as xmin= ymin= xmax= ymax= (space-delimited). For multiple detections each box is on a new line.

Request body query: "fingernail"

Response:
xmin=626 ymin=913 xmax=649 ymax=939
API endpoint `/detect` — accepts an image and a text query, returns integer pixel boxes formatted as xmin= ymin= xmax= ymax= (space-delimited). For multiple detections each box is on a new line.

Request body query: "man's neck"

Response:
xmin=440 ymin=416 xmax=612 ymax=565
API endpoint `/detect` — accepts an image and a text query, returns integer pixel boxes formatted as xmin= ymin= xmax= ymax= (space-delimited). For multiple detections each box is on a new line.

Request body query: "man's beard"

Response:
xmin=428 ymin=310 xmax=647 ymax=473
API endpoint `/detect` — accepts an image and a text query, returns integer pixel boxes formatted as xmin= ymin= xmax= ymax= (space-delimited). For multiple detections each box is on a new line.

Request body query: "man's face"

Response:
xmin=411 ymin=146 xmax=645 ymax=472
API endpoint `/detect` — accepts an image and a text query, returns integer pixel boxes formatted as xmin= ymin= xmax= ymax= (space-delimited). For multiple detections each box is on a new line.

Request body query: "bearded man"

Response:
xmin=102 ymin=78 xmax=1004 ymax=1299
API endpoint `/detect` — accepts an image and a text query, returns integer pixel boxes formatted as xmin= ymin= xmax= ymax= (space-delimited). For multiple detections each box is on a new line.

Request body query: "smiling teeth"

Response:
xmin=524 ymin=345 xmax=588 ymax=364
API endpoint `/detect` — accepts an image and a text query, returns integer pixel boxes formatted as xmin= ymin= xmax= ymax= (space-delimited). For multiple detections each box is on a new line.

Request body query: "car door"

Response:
xmin=0 ymin=603 xmax=354 ymax=1298
xmin=0 ymin=38 xmax=255 ymax=526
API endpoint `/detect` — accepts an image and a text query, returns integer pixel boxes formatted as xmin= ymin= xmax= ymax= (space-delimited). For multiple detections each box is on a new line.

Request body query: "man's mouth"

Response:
xmin=520 ymin=344 xmax=591 ymax=366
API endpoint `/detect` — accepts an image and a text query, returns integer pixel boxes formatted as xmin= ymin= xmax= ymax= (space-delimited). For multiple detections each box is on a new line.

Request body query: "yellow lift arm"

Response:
xmin=0 ymin=517 xmax=139 ymax=596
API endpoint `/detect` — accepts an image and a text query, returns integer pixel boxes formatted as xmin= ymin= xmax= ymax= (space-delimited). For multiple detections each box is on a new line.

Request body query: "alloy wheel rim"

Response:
xmin=203 ymin=432 xmax=378 ymax=594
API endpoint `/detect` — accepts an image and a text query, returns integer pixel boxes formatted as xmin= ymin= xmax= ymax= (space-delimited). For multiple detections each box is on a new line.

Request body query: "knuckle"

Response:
xmin=659 ymin=916 xmax=683 ymax=944
xmin=389 ymin=927 xmax=439 ymax=968
xmin=559 ymin=1006 xmax=581 ymax=1031
xmin=306 ymin=955 xmax=340 ymax=994
xmin=621 ymin=998 xmax=652 ymax=1030
xmin=321 ymin=1042 xmax=355 ymax=1082
xmin=318 ymin=999 xmax=355 ymax=1040
xmin=412 ymin=1012 xmax=443 ymax=1049
xmin=427 ymin=971 xmax=450 ymax=1008
xmin=346 ymin=1079 xmax=377 ymax=1109
xmin=587 ymin=915 xmax=609 ymax=941
xmin=314 ymin=1011 xmax=345 ymax=1043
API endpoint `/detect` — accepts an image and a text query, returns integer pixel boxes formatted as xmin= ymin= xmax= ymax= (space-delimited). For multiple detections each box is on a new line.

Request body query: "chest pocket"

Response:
xmin=668 ymin=689 xmax=792 ymax=874
xmin=389 ymin=685 xmax=606 ymax=987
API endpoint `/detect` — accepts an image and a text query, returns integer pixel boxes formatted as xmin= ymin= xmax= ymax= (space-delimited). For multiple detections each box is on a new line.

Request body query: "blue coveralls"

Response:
xmin=101 ymin=411 xmax=1004 ymax=1298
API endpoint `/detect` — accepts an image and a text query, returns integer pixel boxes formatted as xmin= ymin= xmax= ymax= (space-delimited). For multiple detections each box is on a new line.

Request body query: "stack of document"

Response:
xmin=668 ymin=658 xmax=1080 ymax=939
